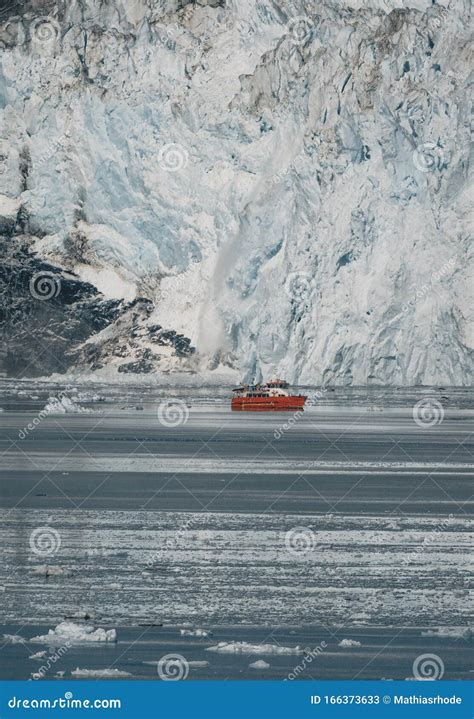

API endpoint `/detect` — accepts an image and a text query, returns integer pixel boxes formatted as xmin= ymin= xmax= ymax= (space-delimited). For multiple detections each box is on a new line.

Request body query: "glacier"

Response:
xmin=0 ymin=0 xmax=472 ymax=383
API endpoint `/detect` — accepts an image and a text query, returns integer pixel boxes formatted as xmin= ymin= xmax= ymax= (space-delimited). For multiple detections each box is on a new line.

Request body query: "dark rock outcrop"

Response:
xmin=0 ymin=230 xmax=195 ymax=377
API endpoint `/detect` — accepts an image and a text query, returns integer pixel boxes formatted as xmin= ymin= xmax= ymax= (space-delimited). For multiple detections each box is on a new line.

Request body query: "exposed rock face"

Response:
xmin=0 ymin=1 xmax=472 ymax=382
xmin=0 ymin=231 xmax=195 ymax=377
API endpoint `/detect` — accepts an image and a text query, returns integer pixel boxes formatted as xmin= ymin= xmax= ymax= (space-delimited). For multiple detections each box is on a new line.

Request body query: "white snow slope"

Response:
xmin=0 ymin=0 xmax=472 ymax=384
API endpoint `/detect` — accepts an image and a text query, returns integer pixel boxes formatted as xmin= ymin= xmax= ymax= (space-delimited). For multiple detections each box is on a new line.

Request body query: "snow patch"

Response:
xmin=249 ymin=659 xmax=270 ymax=669
xmin=75 ymin=265 xmax=137 ymax=302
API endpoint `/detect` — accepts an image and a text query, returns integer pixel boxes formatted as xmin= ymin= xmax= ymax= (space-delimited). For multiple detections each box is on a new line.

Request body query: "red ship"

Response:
xmin=231 ymin=379 xmax=307 ymax=412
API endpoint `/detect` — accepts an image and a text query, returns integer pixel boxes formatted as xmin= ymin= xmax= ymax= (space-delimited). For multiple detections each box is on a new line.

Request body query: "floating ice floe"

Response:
xmin=75 ymin=393 xmax=105 ymax=403
xmin=71 ymin=668 xmax=131 ymax=678
xmin=31 ymin=622 xmax=116 ymax=645
xmin=55 ymin=671 xmax=65 ymax=678
xmin=206 ymin=642 xmax=303 ymax=655
xmin=31 ymin=565 xmax=68 ymax=576
xmin=249 ymin=660 xmax=270 ymax=669
xmin=180 ymin=628 xmax=210 ymax=637
xmin=338 ymin=639 xmax=362 ymax=648
xmin=421 ymin=627 xmax=472 ymax=640
xmin=43 ymin=396 xmax=93 ymax=414
xmin=143 ymin=660 xmax=208 ymax=669
xmin=2 ymin=634 xmax=26 ymax=644
xmin=29 ymin=651 xmax=47 ymax=660
xmin=405 ymin=677 xmax=434 ymax=682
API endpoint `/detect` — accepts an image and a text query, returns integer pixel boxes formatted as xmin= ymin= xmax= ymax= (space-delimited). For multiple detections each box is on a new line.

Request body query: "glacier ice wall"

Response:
xmin=0 ymin=0 xmax=472 ymax=383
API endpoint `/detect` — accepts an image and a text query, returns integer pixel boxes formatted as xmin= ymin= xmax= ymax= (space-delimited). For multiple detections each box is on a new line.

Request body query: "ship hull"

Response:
xmin=231 ymin=395 xmax=307 ymax=412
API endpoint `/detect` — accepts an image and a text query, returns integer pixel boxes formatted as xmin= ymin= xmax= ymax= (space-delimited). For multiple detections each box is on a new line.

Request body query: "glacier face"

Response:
xmin=0 ymin=0 xmax=472 ymax=383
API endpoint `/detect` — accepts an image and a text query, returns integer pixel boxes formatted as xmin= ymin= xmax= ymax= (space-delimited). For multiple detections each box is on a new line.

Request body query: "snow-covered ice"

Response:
xmin=2 ymin=634 xmax=25 ymax=644
xmin=31 ymin=622 xmax=116 ymax=645
xmin=0 ymin=1 xmax=471 ymax=384
xmin=180 ymin=628 xmax=210 ymax=637
xmin=28 ymin=651 xmax=47 ymax=660
xmin=71 ymin=667 xmax=131 ymax=678
xmin=421 ymin=627 xmax=472 ymax=640
xmin=249 ymin=659 xmax=270 ymax=669
xmin=338 ymin=639 xmax=362 ymax=648
xmin=43 ymin=396 xmax=93 ymax=415
xmin=206 ymin=642 xmax=303 ymax=655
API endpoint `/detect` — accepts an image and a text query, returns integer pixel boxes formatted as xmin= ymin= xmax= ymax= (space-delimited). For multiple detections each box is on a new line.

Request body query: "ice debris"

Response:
xmin=31 ymin=622 xmax=116 ymax=645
